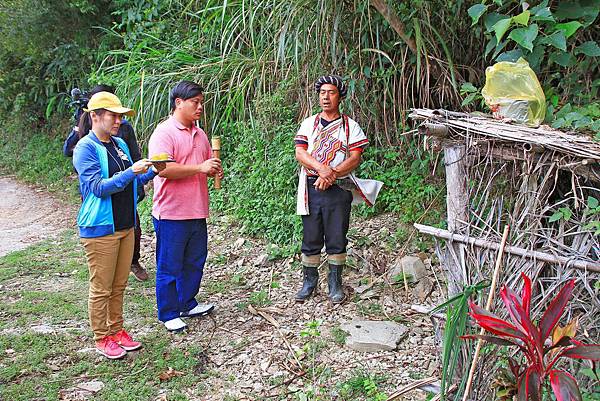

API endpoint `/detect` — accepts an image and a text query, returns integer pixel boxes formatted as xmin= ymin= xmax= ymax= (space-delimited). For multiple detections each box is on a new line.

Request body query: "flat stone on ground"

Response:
xmin=341 ymin=320 xmax=408 ymax=352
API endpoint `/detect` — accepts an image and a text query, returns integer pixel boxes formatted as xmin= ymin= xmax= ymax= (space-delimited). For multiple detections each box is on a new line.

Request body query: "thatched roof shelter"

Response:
xmin=409 ymin=108 xmax=599 ymax=398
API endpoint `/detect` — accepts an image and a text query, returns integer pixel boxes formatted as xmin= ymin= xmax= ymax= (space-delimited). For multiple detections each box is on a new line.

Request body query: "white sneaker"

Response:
xmin=164 ymin=318 xmax=187 ymax=332
xmin=180 ymin=303 xmax=215 ymax=318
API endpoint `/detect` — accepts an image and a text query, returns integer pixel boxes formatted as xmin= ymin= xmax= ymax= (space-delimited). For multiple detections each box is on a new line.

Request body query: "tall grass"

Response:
xmin=95 ymin=0 xmax=478 ymax=145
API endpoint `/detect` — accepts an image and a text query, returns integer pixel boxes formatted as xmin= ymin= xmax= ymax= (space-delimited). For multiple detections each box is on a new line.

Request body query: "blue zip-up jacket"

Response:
xmin=73 ymin=132 xmax=156 ymax=238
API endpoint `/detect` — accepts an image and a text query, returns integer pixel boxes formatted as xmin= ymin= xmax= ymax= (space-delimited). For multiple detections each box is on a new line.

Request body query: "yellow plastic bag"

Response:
xmin=481 ymin=58 xmax=545 ymax=127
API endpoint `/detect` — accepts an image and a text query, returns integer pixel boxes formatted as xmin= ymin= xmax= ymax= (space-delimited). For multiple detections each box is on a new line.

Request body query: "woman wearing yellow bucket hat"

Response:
xmin=73 ymin=92 xmax=163 ymax=359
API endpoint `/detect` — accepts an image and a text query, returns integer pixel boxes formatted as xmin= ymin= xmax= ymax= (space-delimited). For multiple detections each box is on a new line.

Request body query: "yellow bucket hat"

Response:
xmin=84 ymin=91 xmax=135 ymax=116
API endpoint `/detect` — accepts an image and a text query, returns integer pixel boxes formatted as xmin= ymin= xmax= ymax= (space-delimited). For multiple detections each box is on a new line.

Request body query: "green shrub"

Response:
xmin=210 ymin=86 xmax=303 ymax=245
xmin=356 ymin=145 xmax=444 ymax=225
xmin=210 ymin=119 xmax=302 ymax=245
xmin=0 ymin=114 xmax=78 ymax=198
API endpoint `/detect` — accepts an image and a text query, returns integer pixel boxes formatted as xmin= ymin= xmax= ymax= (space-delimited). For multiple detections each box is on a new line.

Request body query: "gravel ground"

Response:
xmin=1 ymin=176 xmax=445 ymax=399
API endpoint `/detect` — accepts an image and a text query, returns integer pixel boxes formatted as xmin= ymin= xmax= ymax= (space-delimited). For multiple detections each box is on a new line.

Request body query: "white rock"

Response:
xmin=389 ymin=255 xmax=427 ymax=283
xmin=76 ymin=380 xmax=104 ymax=393
xmin=341 ymin=320 xmax=408 ymax=352
xmin=31 ymin=324 xmax=54 ymax=334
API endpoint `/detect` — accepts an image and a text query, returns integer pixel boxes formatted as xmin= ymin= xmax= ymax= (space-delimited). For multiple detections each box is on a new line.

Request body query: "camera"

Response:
xmin=69 ymin=88 xmax=89 ymax=123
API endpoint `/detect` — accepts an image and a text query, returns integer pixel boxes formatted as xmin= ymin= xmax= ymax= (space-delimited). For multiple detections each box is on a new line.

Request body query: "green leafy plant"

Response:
xmin=330 ymin=326 xmax=349 ymax=346
xmin=583 ymin=196 xmax=600 ymax=235
xmin=468 ymin=0 xmax=599 ymax=134
xmin=550 ymin=102 xmax=600 ymax=133
xmin=357 ymin=147 xmax=443 ymax=224
xmin=431 ymin=280 xmax=489 ymax=400
xmin=392 ymin=272 xmax=413 ymax=284
xmin=549 ymin=207 xmax=573 ymax=222
xmin=296 ymin=320 xmax=328 ymax=401
xmin=248 ymin=290 xmax=271 ymax=308
xmin=460 ymin=82 xmax=484 ymax=108
xmin=338 ymin=371 xmax=388 ymax=401
xmin=267 ymin=244 xmax=297 ymax=261
xmin=468 ymin=0 xmax=598 ymax=69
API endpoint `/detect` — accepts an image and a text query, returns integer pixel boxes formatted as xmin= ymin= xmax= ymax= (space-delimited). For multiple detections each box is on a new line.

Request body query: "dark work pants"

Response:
xmin=132 ymin=210 xmax=141 ymax=265
xmin=301 ymin=179 xmax=352 ymax=256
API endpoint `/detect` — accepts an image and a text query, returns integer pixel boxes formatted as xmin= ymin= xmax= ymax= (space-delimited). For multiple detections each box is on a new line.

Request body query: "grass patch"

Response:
xmin=0 ymin=230 xmax=86 ymax=282
xmin=330 ymin=326 xmax=349 ymax=346
xmin=248 ymin=290 xmax=271 ymax=308
xmin=337 ymin=370 xmax=389 ymax=401
xmin=357 ymin=302 xmax=385 ymax=318
xmin=0 ymin=233 xmax=214 ymax=400
xmin=0 ymin=331 xmax=211 ymax=401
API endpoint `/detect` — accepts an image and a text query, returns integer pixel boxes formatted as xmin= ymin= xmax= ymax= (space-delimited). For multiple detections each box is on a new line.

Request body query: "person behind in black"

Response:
xmin=64 ymin=84 xmax=149 ymax=281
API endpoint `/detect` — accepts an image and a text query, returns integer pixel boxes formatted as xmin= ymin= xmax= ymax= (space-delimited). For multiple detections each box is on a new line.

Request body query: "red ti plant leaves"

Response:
xmin=499 ymin=283 xmax=541 ymax=356
xmin=539 ymin=279 xmax=575 ymax=341
xmin=460 ymin=334 xmax=520 ymax=347
xmin=559 ymin=344 xmax=600 ymax=361
xmin=500 ymin=285 xmax=528 ymax=333
xmin=465 ymin=274 xmax=600 ymax=401
xmin=549 ymin=370 xmax=582 ymax=401
xmin=517 ymin=366 xmax=542 ymax=401
xmin=468 ymin=300 xmax=527 ymax=340
xmin=521 ymin=272 xmax=532 ymax=316
xmin=508 ymin=357 xmax=521 ymax=379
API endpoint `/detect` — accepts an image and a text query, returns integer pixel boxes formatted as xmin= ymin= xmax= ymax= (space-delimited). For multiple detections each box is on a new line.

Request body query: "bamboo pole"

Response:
xmin=461 ymin=225 xmax=510 ymax=401
xmin=211 ymin=136 xmax=221 ymax=190
xmin=413 ymin=223 xmax=600 ymax=272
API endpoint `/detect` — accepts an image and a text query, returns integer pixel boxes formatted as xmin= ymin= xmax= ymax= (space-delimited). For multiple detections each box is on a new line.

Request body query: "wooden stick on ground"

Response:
xmin=386 ymin=377 xmax=439 ymax=401
xmin=461 ymin=225 xmax=510 ymax=401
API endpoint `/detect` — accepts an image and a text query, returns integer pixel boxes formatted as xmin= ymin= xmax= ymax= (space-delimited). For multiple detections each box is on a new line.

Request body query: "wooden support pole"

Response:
xmin=414 ymin=223 xmax=600 ymax=273
xmin=444 ymin=144 xmax=468 ymax=232
xmin=443 ymin=143 xmax=469 ymax=296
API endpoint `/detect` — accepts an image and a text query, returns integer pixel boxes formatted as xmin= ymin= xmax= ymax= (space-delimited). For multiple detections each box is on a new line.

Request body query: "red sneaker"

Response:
xmin=111 ymin=329 xmax=142 ymax=351
xmin=95 ymin=337 xmax=126 ymax=359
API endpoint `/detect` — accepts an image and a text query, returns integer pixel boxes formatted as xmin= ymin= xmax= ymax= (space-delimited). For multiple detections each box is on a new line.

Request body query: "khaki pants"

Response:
xmin=81 ymin=228 xmax=134 ymax=341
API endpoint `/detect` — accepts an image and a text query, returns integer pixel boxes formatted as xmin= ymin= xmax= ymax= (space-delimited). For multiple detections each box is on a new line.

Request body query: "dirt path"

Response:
xmin=0 ymin=175 xmax=443 ymax=400
xmin=0 ymin=176 xmax=76 ymax=257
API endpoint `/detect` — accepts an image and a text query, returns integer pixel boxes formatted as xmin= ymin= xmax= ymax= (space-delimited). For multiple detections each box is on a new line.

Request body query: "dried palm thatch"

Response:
xmin=410 ymin=108 xmax=600 ymax=399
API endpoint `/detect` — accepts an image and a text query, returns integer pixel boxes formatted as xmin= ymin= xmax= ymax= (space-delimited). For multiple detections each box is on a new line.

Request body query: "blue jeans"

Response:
xmin=153 ymin=218 xmax=207 ymax=322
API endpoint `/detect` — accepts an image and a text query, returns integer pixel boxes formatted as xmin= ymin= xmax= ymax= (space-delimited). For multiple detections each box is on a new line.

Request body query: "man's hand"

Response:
xmin=207 ymin=165 xmax=224 ymax=179
xmin=151 ymin=161 xmax=167 ymax=174
xmin=317 ymin=164 xmax=337 ymax=185
xmin=210 ymin=167 xmax=225 ymax=179
xmin=314 ymin=177 xmax=333 ymax=191
xmin=198 ymin=158 xmax=222 ymax=176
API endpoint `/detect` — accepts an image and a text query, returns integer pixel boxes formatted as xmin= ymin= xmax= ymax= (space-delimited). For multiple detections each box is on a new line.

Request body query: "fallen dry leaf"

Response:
xmin=158 ymin=367 xmax=184 ymax=382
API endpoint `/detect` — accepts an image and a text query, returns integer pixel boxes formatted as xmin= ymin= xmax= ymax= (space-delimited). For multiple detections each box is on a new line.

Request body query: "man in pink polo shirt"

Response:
xmin=148 ymin=81 xmax=223 ymax=332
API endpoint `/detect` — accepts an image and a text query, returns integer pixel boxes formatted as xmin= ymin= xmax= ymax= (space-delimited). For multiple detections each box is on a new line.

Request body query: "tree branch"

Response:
xmin=370 ymin=0 xmax=417 ymax=54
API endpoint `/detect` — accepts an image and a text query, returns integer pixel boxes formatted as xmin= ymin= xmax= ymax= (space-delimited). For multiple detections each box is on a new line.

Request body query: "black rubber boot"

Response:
xmin=295 ymin=266 xmax=319 ymax=302
xmin=328 ymin=264 xmax=345 ymax=303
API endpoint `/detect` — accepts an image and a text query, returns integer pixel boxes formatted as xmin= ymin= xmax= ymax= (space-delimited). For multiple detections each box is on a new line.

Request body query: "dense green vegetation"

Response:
xmin=0 ymin=0 xmax=598 ymax=243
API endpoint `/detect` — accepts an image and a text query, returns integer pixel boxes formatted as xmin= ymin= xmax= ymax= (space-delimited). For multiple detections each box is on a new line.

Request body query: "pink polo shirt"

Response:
xmin=148 ymin=116 xmax=212 ymax=220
